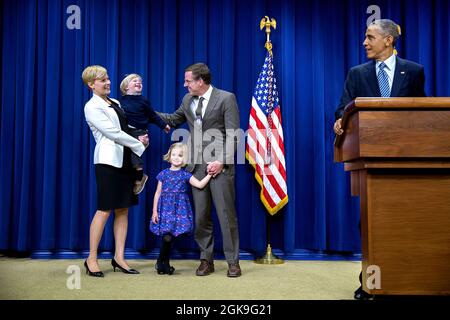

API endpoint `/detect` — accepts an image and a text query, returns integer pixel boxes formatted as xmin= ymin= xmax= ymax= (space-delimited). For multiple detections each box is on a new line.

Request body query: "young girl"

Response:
xmin=150 ymin=143 xmax=212 ymax=275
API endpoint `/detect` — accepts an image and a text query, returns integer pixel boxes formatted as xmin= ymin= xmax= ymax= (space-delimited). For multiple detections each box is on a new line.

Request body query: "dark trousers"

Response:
xmin=128 ymin=128 xmax=147 ymax=169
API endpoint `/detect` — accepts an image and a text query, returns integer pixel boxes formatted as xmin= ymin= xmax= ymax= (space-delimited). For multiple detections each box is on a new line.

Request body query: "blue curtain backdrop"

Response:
xmin=1 ymin=0 xmax=449 ymax=257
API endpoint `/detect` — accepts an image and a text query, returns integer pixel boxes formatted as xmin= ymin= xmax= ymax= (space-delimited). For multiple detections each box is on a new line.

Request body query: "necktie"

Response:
xmin=377 ymin=62 xmax=391 ymax=97
xmin=196 ymin=97 xmax=204 ymax=121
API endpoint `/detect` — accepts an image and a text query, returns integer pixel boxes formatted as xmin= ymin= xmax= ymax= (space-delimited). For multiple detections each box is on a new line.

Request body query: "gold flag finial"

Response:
xmin=260 ymin=16 xmax=276 ymax=55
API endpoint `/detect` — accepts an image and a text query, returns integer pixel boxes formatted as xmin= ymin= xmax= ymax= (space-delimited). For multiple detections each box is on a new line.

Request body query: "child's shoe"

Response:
xmin=133 ymin=174 xmax=148 ymax=194
xmin=165 ymin=261 xmax=175 ymax=275
xmin=155 ymin=259 xmax=175 ymax=275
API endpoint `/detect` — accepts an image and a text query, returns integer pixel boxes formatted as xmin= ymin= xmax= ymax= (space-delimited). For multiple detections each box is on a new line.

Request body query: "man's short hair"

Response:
xmin=371 ymin=19 xmax=401 ymax=45
xmin=185 ymin=63 xmax=211 ymax=85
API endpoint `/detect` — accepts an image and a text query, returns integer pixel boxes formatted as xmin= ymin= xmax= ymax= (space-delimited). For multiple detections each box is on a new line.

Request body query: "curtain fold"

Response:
xmin=1 ymin=0 xmax=448 ymax=255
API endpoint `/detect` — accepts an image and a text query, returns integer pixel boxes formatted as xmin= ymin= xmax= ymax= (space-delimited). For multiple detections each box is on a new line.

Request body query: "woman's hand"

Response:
xmin=138 ymin=134 xmax=149 ymax=146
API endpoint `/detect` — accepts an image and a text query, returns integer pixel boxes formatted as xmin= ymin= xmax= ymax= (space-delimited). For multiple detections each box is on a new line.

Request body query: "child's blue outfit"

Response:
xmin=118 ymin=95 xmax=167 ymax=169
xmin=150 ymin=168 xmax=193 ymax=237
xmin=119 ymin=95 xmax=166 ymax=130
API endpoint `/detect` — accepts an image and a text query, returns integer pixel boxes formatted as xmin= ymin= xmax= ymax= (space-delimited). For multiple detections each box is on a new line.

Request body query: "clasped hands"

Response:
xmin=207 ymin=160 xmax=224 ymax=178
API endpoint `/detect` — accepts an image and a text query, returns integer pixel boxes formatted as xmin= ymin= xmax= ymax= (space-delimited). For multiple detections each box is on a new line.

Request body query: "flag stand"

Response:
xmin=254 ymin=216 xmax=284 ymax=264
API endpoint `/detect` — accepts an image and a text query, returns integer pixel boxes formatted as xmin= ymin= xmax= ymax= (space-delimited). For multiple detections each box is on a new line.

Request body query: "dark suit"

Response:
xmin=158 ymin=87 xmax=240 ymax=264
xmin=335 ymin=56 xmax=426 ymax=120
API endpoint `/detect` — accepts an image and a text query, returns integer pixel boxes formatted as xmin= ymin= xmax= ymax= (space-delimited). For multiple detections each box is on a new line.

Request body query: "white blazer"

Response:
xmin=84 ymin=94 xmax=145 ymax=168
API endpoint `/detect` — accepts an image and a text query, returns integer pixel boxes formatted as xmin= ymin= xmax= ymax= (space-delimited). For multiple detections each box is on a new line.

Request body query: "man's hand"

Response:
xmin=333 ymin=119 xmax=344 ymax=135
xmin=164 ymin=124 xmax=171 ymax=133
xmin=207 ymin=161 xmax=224 ymax=178
xmin=138 ymin=134 xmax=149 ymax=146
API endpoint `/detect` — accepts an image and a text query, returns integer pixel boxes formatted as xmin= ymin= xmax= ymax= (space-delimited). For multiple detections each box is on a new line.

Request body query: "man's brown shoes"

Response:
xmin=196 ymin=260 xmax=242 ymax=277
xmin=196 ymin=259 xmax=215 ymax=276
xmin=227 ymin=263 xmax=241 ymax=277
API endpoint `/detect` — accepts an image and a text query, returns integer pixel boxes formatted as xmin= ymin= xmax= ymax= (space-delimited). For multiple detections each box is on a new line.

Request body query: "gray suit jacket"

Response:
xmin=158 ymin=87 xmax=240 ymax=174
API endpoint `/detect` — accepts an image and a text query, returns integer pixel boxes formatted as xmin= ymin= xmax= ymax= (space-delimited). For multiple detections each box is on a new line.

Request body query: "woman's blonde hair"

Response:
xmin=163 ymin=143 xmax=188 ymax=166
xmin=82 ymin=65 xmax=107 ymax=88
xmin=120 ymin=73 xmax=142 ymax=95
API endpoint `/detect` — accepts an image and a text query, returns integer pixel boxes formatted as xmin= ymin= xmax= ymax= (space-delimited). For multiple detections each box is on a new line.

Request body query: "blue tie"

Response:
xmin=377 ymin=62 xmax=390 ymax=97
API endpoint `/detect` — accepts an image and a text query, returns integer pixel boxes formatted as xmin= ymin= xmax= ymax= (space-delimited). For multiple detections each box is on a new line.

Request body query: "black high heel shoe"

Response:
xmin=84 ymin=260 xmax=104 ymax=277
xmin=111 ymin=258 xmax=140 ymax=274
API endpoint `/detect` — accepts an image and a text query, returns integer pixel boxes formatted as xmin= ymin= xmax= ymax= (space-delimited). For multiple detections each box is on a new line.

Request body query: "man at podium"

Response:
xmin=333 ymin=19 xmax=426 ymax=300
xmin=333 ymin=19 xmax=426 ymax=136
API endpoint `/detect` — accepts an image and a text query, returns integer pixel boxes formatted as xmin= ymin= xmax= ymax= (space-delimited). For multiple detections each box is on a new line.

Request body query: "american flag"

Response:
xmin=246 ymin=51 xmax=288 ymax=215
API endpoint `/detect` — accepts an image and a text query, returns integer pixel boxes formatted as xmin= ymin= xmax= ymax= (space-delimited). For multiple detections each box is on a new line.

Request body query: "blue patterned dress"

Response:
xmin=150 ymin=168 xmax=193 ymax=236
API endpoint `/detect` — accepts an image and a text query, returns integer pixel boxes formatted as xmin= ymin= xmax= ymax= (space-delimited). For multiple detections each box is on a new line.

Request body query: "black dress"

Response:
xmin=94 ymin=100 xmax=138 ymax=210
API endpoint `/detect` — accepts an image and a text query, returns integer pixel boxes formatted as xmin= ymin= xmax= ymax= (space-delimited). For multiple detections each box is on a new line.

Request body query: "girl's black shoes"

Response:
xmin=111 ymin=258 xmax=140 ymax=274
xmin=84 ymin=260 xmax=104 ymax=277
xmin=155 ymin=259 xmax=175 ymax=275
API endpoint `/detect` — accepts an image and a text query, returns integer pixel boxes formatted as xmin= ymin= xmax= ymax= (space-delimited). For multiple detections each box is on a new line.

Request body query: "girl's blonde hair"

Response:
xmin=163 ymin=143 xmax=188 ymax=167
xmin=82 ymin=65 xmax=107 ymax=88
xmin=120 ymin=73 xmax=142 ymax=95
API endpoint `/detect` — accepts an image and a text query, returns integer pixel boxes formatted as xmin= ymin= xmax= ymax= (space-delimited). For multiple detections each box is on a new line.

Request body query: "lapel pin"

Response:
xmin=401 ymin=71 xmax=405 ymax=74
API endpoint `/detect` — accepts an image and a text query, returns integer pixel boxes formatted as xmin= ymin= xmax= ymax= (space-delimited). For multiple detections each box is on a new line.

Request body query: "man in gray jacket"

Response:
xmin=158 ymin=63 xmax=241 ymax=277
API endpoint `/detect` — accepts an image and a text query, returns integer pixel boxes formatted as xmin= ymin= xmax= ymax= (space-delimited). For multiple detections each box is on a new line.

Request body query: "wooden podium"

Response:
xmin=334 ymin=97 xmax=450 ymax=295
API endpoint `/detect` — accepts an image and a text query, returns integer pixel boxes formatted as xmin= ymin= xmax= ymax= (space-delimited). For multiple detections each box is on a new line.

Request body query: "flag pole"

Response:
xmin=254 ymin=214 xmax=284 ymax=264
xmin=254 ymin=16 xmax=284 ymax=265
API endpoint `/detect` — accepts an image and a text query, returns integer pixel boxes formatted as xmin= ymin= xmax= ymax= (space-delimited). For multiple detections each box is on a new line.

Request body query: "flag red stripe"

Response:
xmin=247 ymin=128 xmax=266 ymax=174
xmin=262 ymin=185 xmax=277 ymax=208
xmin=250 ymin=107 xmax=267 ymax=130
xmin=271 ymin=108 xmax=286 ymax=154
xmin=264 ymin=166 xmax=287 ymax=199
xmin=268 ymin=148 xmax=287 ymax=180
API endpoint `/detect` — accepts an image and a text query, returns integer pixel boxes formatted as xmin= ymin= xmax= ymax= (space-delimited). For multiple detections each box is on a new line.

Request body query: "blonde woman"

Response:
xmin=82 ymin=65 xmax=148 ymax=277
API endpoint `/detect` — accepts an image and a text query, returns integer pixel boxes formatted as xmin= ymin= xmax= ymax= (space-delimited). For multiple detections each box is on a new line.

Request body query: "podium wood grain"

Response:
xmin=335 ymin=98 xmax=450 ymax=295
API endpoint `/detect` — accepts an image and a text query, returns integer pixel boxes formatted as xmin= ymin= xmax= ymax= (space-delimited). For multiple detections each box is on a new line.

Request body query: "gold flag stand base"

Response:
xmin=254 ymin=244 xmax=284 ymax=264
